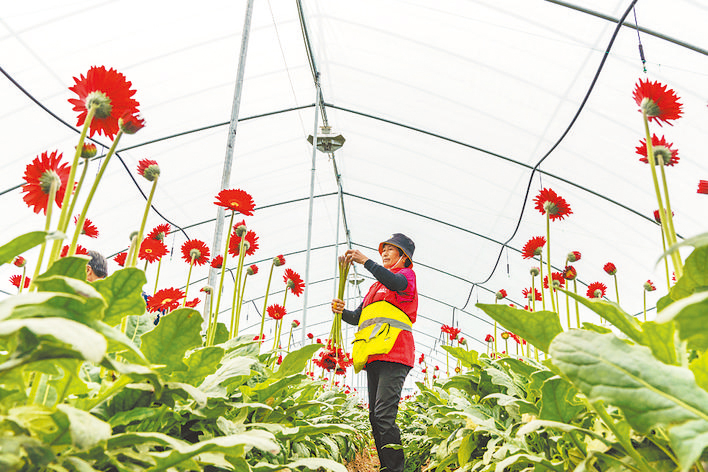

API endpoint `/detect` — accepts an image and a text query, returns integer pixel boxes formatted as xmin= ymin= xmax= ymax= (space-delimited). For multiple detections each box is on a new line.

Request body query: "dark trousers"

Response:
xmin=366 ymin=360 xmax=411 ymax=472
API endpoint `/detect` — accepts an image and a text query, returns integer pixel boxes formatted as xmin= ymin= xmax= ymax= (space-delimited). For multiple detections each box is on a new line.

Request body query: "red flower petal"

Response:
xmin=633 ymin=78 xmax=683 ymax=127
xmin=21 ymin=150 xmax=71 ymax=215
xmin=214 ymin=188 xmax=255 ymax=215
xmin=533 ymin=188 xmax=572 ymax=221
xmin=181 ymin=239 xmax=210 ymax=265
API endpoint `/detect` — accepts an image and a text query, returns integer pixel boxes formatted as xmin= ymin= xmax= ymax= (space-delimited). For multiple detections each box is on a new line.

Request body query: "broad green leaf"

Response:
xmin=53 ymin=404 xmax=111 ymax=450
xmin=124 ymin=313 xmax=155 ymax=348
xmin=199 ymin=355 xmax=257 ymax=397
xmin=170 ymin=346 xmax=225 ymax=386
xmin=641 ymin=320 xmax=679 ymax=365
xmin=493 ymin=452 xmax=565 ymax=472
xmin=538 ymin=376 xmax=584 ymax=423
xmin=442 ymin=345 xmax=479 ymax=368
xmin=656 ymin=290 xmax=708 ymax=352
xmin=272 ymin=343 xmax=322 ymax=379
xmin=0 ymin=435 xmax=54 ymax=468
xmin=275 ymin=423 xmax=357 ymax=440
xmin=580 ymin=322 xmax=613 ymax=334
xmin=41 ymin=255 xmax=90 ymax=280
xmin=660 ymin=231 xmax=708 ymax=260
xmin=141 ymin=308 xmax=203 ymax=372
xmin=475 ymin=303 xmax=562 ymax=353
xmin=32 ymin=275 xmax=107 ymax=320
xmin=690 ymin=354 xmax=708 ymax=393
xmin=253 ymin=458 xmax=348 ymax=472
xmin=162 ymin=381 xmax=208 ymax=407
xmin=252 ymin=374 xmax=306 ymax=405
xmin=93 ymin=268 xmax=147 ymax=326
xmin=494 ymin=357 xmax=539 ymax=380
xmin=0 ymin=292 xmax=88 ymax=322
xmin=550 ymin=329 xmax=708 ymax=471
xmin=213 ymin=322 xmax=230 ymax=345
xmin=0 ymin=231 xmax=62 ymax=266
xmin=517 ymin=420 xmax=612 ymax=446
xmin=669 ymin=245 xmax=708 ymax=301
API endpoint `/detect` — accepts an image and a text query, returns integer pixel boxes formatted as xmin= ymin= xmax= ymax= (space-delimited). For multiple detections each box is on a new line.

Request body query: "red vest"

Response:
xmin=361 ymin=267 xmax=417 ymax=368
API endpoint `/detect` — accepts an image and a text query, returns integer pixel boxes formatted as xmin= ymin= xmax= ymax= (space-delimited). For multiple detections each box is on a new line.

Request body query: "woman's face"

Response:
xmin=381 ymin=244 xmax=405 ymax=269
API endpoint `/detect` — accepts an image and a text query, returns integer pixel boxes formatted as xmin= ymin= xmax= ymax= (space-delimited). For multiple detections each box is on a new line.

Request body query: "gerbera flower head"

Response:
xmin=147 ymin=223 xmax=171 ymax=241
xmin=247 ymin=264 xmax=258 ymax=276
xmin=147 ymin=287 xmax=185 ymax=313
xmin=114 ymin=252 xmax=127 ymax=267
xmin=603 ymin=262 xmax=617 ymax=276
xmin=307 ymin=333 xmax=314 ymax=339
xmin=567 ymin=251 xmax=581 ymax=263
xmin=522 ymin=287 xmax=542 ymax=301
xmin=137 ymin=159 xmax=160 ymax=182
xmin=283 ymin=268 xmax=304 ymax=296
xmin=653 ymin=209 xmax=675 ymax=224
xmin=229 ymin=229 xmax=259 ymax=257
xmin=485 ymin=334 xmax=494 ymax=343
xmin=74 ymin=215 xmax=99 ymax=238
xmin=563 ymin=265 xmax=577 ymax=281
xmin=698 ymin=180 xmax=708 ymax=195
xmin=418 ymin=353 xmax=425 ymax=364
xmin=232 ymin=220 xmax=248 ymax=237
xmin=530 ymin=266 xmax=540 ymax=276
xmin=633 ymin=78 xmax=683 ymax=127
xmin=636 ymin=135 xmax=679 ymax=167
xmin=501 ymin=331 xmax=510 ymax=340
xmin=534 ymin=188 xmax=572 ymax=221
xmin=184 ymin=298 xmax=200 ymax=308
xmin=200 ymin=285 xmax=213 ymax=294
xmin=21 ymin=150 xmax=71 ymax=215
xmin=119 ymin=112 xmax=145 ymax=135
xmin=68 ymin=66 xmax=140 ymax=138
xmin=587 ymin=282 xmax=607 ymax=299
xmin=495 ymin=289 xmax=507 ymax=300
xmin=644 ymin=280 xmax=656 ymax=292
xmin=181 ymin=239 xmax=210 ymax=266
xmin=210 ymin=255 xmax=223 ymax=269
xmin=13 ymin=256 xmax=26 ymax=268
xmin=61 ymin=245 xmax=88 ymax=257
xmin=10 ymin=275 xmax=31 ymax=288
xmin=139 ymin=238 xmax=168 ymax=263
xmin=79 ymin=143 xmax=97 ymax=158
xmin=544 ymin=272 xmax=565 ymax=290
xmin=266 ymin=303 xmax=287 ymax=320
xmin=214 ymin=188 xmax=255 ymax=216
xmin=291 ymin=319 xmax=300 ymax=328
xmin=522 ymin=236 xmax=546 ymax=259
xmin=274 ymin=254 xmax=286 ymax=267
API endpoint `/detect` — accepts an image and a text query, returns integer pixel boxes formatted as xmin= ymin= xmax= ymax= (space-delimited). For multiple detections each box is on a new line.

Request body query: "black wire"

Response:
xmin=0 ymin=65 xmax=190 ymax=241
xmin=460 ymin=0 xmax=640 ymax=311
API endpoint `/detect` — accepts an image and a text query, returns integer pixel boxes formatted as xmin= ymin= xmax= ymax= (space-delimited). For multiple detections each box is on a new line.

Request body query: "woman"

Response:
xmin=331 ymin=233 xmax=417 ymax=472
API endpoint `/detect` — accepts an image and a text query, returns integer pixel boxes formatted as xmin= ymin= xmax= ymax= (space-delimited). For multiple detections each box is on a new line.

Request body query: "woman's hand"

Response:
xmin=343 ymin=249 xmax=368 ymax=265
xmin=331 ymin=298 xmax=345 ymax=314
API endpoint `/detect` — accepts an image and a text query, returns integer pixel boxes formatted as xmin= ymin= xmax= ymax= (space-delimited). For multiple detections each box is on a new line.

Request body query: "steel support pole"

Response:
xmin=205 ymin=0 xmax=255 ymax=328
xmin=301 ymin=79 xmax=321 ymax=346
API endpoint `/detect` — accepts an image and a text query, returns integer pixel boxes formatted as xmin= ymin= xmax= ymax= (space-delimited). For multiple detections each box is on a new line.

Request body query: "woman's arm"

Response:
xmin=364 ymin=259 xmax=408 ymax=292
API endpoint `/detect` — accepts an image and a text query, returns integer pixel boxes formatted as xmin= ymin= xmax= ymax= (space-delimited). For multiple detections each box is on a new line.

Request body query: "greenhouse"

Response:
xmin=1 ymin=0 xmax=707 ymax=471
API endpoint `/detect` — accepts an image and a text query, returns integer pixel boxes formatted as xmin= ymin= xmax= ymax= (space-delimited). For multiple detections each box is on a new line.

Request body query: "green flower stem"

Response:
xmin=124 ymin=235 xmax=138 ymax=278
xmin=573 ymin=280 xmax=580 ymax=328
xmin=272 ymin=290 xmax=289 ymax=350
xmin=229 ymin=238 xmax=246 ymax=339
xmin=287 ymin=324 xmax=294 ymax=352
xmin=659 ymin=163 xmax=682 ymax=276
xmin=538 ymin=255 xmax=545 ymax=311
xmin=153 ymin=258 xmax=163 ymax=294
xmin=659 ymin=228 xmax=671 ymax=290
xmin=31 ymin=179 xmax=58 ymax=286
xmin=233 ymin=272 xmax=250 ymax=338
xmin=210 ymin=210 xmax=235 ymax=345
xmin=565 ymin=291 xmax=571 ymax=330
xmin=258 ymin=260 xmax=276 ymax=346
xmin=129 ymin=175 xmax=159 ymax=267
xmin=494 ymin=321 xmax=498 ymax=356
xmin=591 ymin=400 xmax=655 ymax=472
xmin=68 ymin=129 xmax=124 ymax=258
xmin=64 ymin=158 xmax=90 ymax=229
xmin=18 ymin=266 xmax=27 ymax=295
xmin=546 ymin=213 xmax=556 ymax=313
xmin=183 ymin=258 xmax=195 ymax=307
xmin=642 ymin=111 xmax=683 ymax=279
xmin=613 ymin=273 xmax=620 ymax=305
xmin=526 ymin=337 xmax=530 ymax=357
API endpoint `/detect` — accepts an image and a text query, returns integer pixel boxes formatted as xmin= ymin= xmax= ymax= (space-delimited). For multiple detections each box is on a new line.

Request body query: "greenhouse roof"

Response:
xmin=2 ymin=0 xmax=707 ymax=376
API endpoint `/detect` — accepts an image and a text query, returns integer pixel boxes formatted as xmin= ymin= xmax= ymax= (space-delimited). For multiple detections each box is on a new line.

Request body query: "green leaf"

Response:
xmin=124 ymin=313 xmax=155 ymax=348
xmin=53 ymin=404 xmax=111 ymax=450
xmin=660 ymin=231 xmax=708 ymax=260
xmin=550 ymin=329 xmax=708 ymax=471
xmin=42 ymin=255 xmax=91 ymax=280
xmin=275 ymin=423 xmax=357 ymax=441
xmin=538 ymin=376 xmax=584 ymax=423
xmin=441 ymin=345 xmax=479 ymax=368
xmin=690 ymin=354 xmax=708 ymax=393
xmin=0 ymin=231 xmax=62 ymax=266
xmin=656 ymin=291 xmax=708 ymax=352
xmin=669 ymin=245 xmax=708 ymax=301
xmin=253 ymin=457 xmax=348 ymax=472
xmin=93 ymin=268 xmax=147 ymax=326
xmin=170 ymin=346 xmax=225 ymax=386
xmin=475 ymin=303 xmax=562 ymax=352
xmin=213 ymin=322 xmax=230 ymax=345
xmin=199 ymin=355 xmax=257 ymax=397
xmin=0 ymin=292 xmax=89 ymax=322
xmin=272 ymin=343 xmax=322 ymax=379
xmin=32 ymin=275 xmax=107 ymax=320
xmin=140 ymin=308 xmax=203 ymax=372
xmin=493 ymin=452 xmax=565 ymax=471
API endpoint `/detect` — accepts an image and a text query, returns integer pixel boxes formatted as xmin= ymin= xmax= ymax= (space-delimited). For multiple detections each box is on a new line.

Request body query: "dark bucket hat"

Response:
xmin=378 ymin=233 xmax=415 ymax=266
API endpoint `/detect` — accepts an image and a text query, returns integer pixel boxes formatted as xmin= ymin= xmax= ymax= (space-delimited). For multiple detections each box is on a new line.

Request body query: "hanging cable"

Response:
xmin=632 ymin=7 xmax=647 ymax=73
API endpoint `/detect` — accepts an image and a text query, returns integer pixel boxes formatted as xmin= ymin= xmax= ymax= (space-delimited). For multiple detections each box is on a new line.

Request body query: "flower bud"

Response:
xmin=274 ymin=255 xmax=286 ymax=266
xmin=79 ymin=143 xmax=97 ymax=158
xmin=13 ymin=256 xmax=26 ymax=268
xmin=530 ymin=267 xmax=540 ymax=276
xmin=119 ymin=113 xmax=145 ymax=134
xmin=200 ymin=285 xmax=213 ymax=294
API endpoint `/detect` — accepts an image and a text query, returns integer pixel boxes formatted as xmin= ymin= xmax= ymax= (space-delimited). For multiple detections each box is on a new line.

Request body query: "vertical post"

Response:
xmin=204 ymin=0 xmax=255 ymax=328
xmin=301 ymin=78 xmax=321 ymax=346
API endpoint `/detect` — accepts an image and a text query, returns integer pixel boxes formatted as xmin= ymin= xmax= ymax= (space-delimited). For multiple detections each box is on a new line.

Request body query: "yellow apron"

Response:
xmin=351 ymin=300 xmax=413 ymax=373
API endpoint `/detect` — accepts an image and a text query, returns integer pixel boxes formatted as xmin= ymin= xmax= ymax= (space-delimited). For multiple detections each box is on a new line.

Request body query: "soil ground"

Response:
xmin=345 ymin=447 xmax=380 ymax=472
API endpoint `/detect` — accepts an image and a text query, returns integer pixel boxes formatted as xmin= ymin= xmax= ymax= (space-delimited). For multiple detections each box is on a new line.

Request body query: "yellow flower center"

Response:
xmin=145 ymin=248 xmax=153 ymax=253
xmin=229 ymin=200 xmax=239 ymax=207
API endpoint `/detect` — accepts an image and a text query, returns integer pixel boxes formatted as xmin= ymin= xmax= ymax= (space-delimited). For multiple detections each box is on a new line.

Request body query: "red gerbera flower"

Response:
xmin=10 ymin=275 xmax=31 ymax=289
xmin=633 ymin=78 xmax=683 ymax=127
xmin=119 ymin=112 xmax=145 ymax=134
xmin=266 ymin=303 xmax=287 ymax=320
xmin=21 ymin=150 xmax=71 ymax=215
xmin=447 ymin=327 xmax=461 ymax=341
xmin=74 ymin=215 xmax=99 ymax=238
xmin=147 ymin=223 xmax=171 ymax=241
xmin=563 ymin=265 xmax=577 ymax=281
xmin=79 ymin=143 xmax=97 ymax=158
xmin=61 ymin=245 xmax=88 ymax=257
xmin=496 ymin=289 xmax=507 ymax=300
xmin=644 ymin=280 xmax=656 ymax=292
xmin=247 ymin=264 xmax=258 ymax=276
xmin=114 ymin=252 xmax=127 ymax=267
xmin=522 ymin=236 xmax=546 ymax=259
xmin=139 ymin=238 xmax=168 ymax=263
xmin=307 ymin=333 xmax=314 ymax=339
xmin=636 ymin=135 xmax=679 ymax=167
xmin=698 ymin=180 xmax=708 ymax=195
xmin=534 ymin=188 xmax=572 ymax=221
xmin=603 ymin=262 xmax=617 ymax=276
xmin=485 ymin=334 xmax=494 ymax=343
xmin=214 ymin=188 xmax=256 ymax=215
xmin=274 ymin=254 xmax=286 ymax=267
xmin=653 ymin=209 xmax=675 ymax=224
xmin=283 ymin=268 xmax=304 ymax=297
xmin=544 ymin=272 xmax=565 ymax=290
xmin=181 ymin=239 xmax=210 ymax=266
xmin=228 ymin=230 xmax=259 ymax=257
xmin=137 ymin=159 xmax=160 ymax=182
xmin=68 ymin=66 xmax=140 ymax=139
xmin=184 ymin=298 xmax=200 ymax=308
xmin=210 ymin=255 xmax=224 ymax=269
xmin=586 ymin=282 xmax=607 ymax=299
xmin=522 ymin=287 xmax=542 ymax=301
xmin=567 ymin=251 xmax=581 ymax=262
xmin=291 ymin=319 xmax=300 ymax=328
xmin=418 ymin=353 xmax=425 ymax=364
xmin=13 ymin=256 xmax=26 ymax=268
xmin=147 ymin=287 xmax=185 ymax=313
